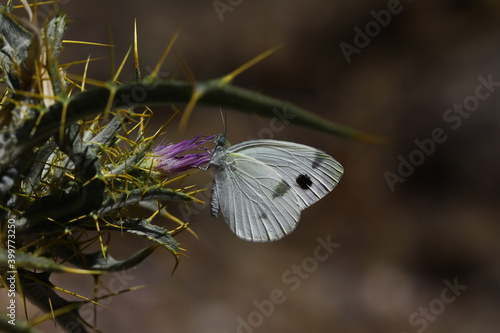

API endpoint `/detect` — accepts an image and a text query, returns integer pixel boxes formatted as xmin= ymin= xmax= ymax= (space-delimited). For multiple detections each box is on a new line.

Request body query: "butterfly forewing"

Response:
xmin=227 ymin=140 xmax=343 ymax=208
xmin=213 ymin=152 xmax=302 ymax=241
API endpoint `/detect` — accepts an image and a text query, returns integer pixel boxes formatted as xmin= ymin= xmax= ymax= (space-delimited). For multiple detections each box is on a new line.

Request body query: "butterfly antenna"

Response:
xmin=219 ymin=107 xmax=227 ymax=136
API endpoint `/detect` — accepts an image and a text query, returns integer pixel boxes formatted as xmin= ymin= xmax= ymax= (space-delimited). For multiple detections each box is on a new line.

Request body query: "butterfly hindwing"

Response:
xmin=212 ymin=151 xmax=303 ymax=241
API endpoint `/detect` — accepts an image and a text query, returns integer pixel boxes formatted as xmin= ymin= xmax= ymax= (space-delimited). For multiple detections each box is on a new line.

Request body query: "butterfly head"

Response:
xmin=210 ymin=109 xmax=231 ymax=165
xmin=215 ymin=134 xmax=226 ymax=146
xmin=214 ymin=133 xmax=231 ymax=149
xmin=208 ymin=134 xmax=231 ymax=167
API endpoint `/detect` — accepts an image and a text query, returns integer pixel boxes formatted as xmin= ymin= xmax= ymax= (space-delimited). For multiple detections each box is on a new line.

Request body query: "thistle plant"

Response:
xmin=0 ymin=2 xmax=382 ymax=332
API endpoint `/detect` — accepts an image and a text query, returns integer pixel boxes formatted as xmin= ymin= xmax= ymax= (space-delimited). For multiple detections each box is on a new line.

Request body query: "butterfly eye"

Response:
xmin=217 ymin=136 xmax=227 ymax=146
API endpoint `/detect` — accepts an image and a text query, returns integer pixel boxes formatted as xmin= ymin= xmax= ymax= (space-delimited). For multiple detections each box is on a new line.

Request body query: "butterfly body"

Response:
xmin=209 ymin=135 xmax=343 ymax=242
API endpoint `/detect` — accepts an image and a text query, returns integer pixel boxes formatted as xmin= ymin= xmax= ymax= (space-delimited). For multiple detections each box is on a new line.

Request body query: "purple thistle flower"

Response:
xmin=152 ymin=135 xmax=215 ymax=174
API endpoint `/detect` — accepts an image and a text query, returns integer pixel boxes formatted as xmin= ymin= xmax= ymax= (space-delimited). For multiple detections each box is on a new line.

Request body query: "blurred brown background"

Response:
xmin=17 ymin=0 xmax=500 ymax=332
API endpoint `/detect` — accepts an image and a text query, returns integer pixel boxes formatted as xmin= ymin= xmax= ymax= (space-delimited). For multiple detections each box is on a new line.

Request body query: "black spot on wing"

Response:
xmin=312 ymin=152 xmax=327 ymax=169
xmin=259 ymin=212 xmax=268 ymax=220
xmin=296 ymin=174 xmax=313 ymax=190
xmin=272 ymin=180 xmax=291 ymax=198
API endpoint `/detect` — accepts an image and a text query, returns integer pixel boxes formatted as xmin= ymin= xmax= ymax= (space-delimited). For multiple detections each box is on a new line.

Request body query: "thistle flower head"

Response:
xmin=152 ymin=135 xmax=215 ymax=174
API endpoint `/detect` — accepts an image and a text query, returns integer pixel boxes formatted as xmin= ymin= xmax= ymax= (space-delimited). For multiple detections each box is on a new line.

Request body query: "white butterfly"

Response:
xmin=209 ymin=135 xmax=343 ymax=242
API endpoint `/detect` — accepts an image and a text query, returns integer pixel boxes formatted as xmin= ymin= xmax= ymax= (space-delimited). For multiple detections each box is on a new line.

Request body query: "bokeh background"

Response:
xmin=8 ymin=0 xmax=500 ymax=332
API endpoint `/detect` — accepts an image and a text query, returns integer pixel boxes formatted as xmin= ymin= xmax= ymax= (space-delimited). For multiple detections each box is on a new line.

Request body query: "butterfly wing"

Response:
xmin=227 ymin=140 xmax=343 ymax=209
xmin=212 ymin=152 xmax=303 ymax=241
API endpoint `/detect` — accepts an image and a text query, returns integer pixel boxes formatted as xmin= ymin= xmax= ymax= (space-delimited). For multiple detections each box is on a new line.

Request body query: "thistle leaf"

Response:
xmin=19 ymin=270 xmax=88 ymax=333
xmin=66 ymin=246 xmax=156 ymax=272
xmin=0 ymin=4 xmax=32 ymax=90
xmin=44 ymin=15 xmax=67 ymax=60
xmin=107 ymin=218 xmax=179 ymax=254
xmin=0 ymin=250 xmax=101 ymax=274
xmin=14 ymin=80 xmax=383 ymax=164
xmin=99 ymin=187 xmax=193 ymax=216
